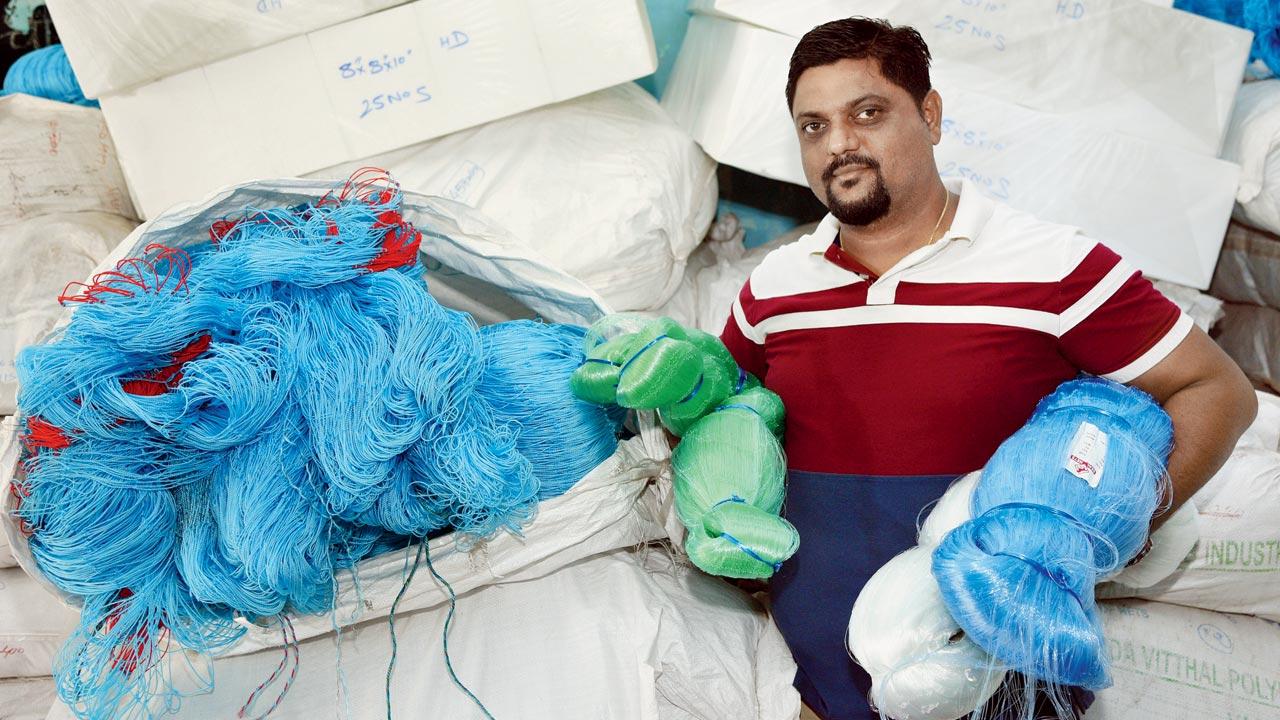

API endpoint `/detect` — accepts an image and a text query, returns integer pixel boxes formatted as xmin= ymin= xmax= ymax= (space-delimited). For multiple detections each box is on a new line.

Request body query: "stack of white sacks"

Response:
xmin=306 ymin=82 xmax=717 ymax=313
xmin=0 ymin=530 xmax=80 ymax=719
xmin=45 ymin=0 xmax=716 ymax=315
xmin=1212 ymin=78 xmax=1280 ymax=392
xmin=67 ymin=549 xmax=796 ymax=720
xmin=661 ymin=0 xmax=1252 ymax=291
xmin=0 ymin=88 xmax=138 ymax=719
xmin=1089 ymin=392 xmax=1280 ymax=719
xmin=0 ymin=95 xmax=139 ymax=415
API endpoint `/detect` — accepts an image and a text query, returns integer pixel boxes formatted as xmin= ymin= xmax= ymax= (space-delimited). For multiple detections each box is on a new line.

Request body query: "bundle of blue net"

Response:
xmin=2 ymin=44 xmax=98 ymax=107
xmin=11 ymin=169 xmax=624 ymax=720
xmin=932 ymin=377 xmax=1172 ymax=695
xmin=1174 ymin=0 xmax=1279 ymax=76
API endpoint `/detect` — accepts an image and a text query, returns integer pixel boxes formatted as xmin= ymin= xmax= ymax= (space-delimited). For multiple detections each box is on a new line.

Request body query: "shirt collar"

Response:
xmin=822 ymin=240 xmax=879 ymax=279
xmin=941 ymin=177 xmax=995 ymax=245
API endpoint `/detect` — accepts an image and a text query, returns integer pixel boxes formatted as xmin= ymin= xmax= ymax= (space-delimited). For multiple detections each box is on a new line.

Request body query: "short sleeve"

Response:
xmin=1056 ymin=242 xmax=1192 ymax=383
xmin=720 ymin=279 xmax=768 ymax=381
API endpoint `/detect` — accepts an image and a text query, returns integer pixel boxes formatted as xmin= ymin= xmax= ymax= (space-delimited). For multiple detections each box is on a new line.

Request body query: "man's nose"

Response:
xmin=827 ymin=120 xmax=862 ymax=156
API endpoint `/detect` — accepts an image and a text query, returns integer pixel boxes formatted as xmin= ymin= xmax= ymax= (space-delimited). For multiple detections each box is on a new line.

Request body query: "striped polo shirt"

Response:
xmin=721 ymin=177 xmax=1191 ymax=478
xmin=718 ymin=177 xmax=1190 ymax=719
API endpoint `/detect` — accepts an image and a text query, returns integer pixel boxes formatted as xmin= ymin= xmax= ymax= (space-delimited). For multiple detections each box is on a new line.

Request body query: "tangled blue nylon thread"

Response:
xmin=13 ymin=172 xmax=618 ymax=719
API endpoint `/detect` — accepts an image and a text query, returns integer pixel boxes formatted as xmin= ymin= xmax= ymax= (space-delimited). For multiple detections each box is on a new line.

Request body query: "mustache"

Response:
xmin=823 ymin=154 xmax=880 ymax=183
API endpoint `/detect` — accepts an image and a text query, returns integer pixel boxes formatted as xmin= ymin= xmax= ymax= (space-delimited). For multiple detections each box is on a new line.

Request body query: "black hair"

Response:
xmin=786 ymin=17 xmax=932 ymax=112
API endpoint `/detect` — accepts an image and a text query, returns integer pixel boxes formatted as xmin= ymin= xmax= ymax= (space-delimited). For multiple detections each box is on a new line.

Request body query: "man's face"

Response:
xmin=791 ymin=58 xmax=940 ymax=226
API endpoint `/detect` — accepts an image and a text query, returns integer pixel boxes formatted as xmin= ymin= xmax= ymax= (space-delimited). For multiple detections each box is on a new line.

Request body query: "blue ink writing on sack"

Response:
xmin=444 ymin=162 xmax=485 ymax=202
xmin=339 ymin=50 xmax=413 ymax=80
xmin=957 ymin=0 xmax=1007 ymax=11
xmin=939 ymin=161 xmax=1012 ymax=201
xmin=359 ymin=85 xmax=433 ymax=119
xmin=440 ymin=31 xmax=470 ymax=50
xmin=941 ymin=118 xmax=1008 ymax=152
xmin=934 ymin=14 xmax=1007 ymax=51
xmin=1055 ymin=1 xmax=1086 ymax=20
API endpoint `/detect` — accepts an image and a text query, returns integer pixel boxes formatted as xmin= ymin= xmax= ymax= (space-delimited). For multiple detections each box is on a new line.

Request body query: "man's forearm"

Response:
xmin=1129 ymin=327 xmax=1258 ymax=531
xmin=1151 ymin=374 xmax=1256 ymax=529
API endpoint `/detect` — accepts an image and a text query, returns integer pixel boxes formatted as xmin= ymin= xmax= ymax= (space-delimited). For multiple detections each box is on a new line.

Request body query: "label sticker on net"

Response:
xmin=1065 ymin=421 xmax=1108 ymax=488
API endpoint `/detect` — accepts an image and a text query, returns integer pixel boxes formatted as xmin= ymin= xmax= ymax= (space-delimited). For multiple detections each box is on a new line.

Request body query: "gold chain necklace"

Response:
xmin=925 ymin=188 xmax=952 ymax=248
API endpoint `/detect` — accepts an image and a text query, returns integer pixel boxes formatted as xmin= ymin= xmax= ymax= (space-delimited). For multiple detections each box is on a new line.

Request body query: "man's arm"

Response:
xmin=1128 ymin=325 xmax=1257 ymax=529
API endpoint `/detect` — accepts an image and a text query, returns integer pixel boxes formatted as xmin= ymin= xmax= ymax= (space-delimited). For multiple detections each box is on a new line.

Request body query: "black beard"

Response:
xmin=822 ymin=154 xmax=892 ymax=226
xmin=825 ymin=170 xmax=892 ymax=226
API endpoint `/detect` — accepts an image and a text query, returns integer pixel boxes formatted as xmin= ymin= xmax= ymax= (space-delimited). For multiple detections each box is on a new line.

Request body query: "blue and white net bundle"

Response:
xmin=849 ymin=378 xmax=1172 ymax=720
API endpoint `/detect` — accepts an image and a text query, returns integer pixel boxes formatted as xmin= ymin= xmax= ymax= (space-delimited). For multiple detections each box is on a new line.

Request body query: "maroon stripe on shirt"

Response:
xmin=741 ymin=244 xmax=1125 ymax=329
xmin=893 ymin=279 xmax=1060 ymax=311
xmin=1058 ymin=273 xmax=1183 ymax=376
xmin=739 ymin=280 xmax=870 ymax=326
xmin=1056 ymin=243 xmax=1126 ymax=310
xmin=760 ymin=322 xmax=1076 ymax=475
xmin=892 ymin=243 xmax=1122 ymax=313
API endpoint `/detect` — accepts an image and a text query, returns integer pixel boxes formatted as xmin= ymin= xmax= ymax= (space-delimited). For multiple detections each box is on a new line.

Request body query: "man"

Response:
xmin=718 ymin=17 xmax=1258 ymax=720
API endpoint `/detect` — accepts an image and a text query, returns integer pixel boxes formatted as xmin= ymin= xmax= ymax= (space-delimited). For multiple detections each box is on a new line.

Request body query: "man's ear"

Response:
xmin=922 ymin=89 xmax=943 ymax=144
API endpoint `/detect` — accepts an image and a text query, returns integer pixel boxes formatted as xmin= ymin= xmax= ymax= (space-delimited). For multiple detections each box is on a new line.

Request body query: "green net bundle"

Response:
xmin=570 ymin=316 xmax=797 ymax=578
xmin=672 ymin=387 xmax=797 ymax=578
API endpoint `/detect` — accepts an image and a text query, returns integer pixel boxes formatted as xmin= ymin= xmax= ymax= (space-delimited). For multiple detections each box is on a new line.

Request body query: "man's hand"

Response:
xmin=1128 ymin=325 xmax=1257 ymax=529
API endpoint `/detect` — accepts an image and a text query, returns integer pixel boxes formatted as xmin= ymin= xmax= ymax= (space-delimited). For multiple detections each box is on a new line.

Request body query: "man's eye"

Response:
xmin=857 ymin=108 xmax=881 ymax=121
xmin=802 ymin=122 xmax=825 ymax=134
